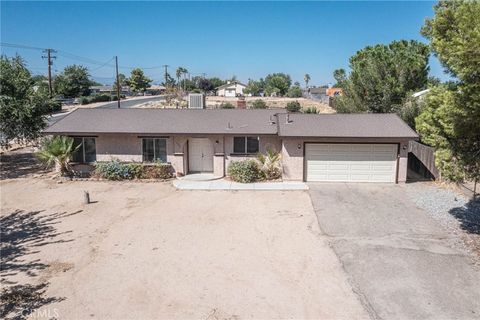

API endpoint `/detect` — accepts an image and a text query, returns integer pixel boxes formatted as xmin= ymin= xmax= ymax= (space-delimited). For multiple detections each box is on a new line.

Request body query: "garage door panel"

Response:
xmin=306 ymin=143 xmax=397 ymax=183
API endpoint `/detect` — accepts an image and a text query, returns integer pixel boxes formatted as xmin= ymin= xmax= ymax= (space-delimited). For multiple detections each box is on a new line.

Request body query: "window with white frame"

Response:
xmin=72 ymin=137 xmax=96 ymax=163
xmin=233 ymin=136 xmax=259 ymax=154
xmin=142 ymin=138 xmax=167 ymax=162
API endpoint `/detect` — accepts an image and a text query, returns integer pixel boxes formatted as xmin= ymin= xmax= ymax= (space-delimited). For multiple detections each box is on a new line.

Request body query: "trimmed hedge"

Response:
xmin=227 ymin=160 xmax=261 ymax=183
xmin=250 ymin=99 xmax=267 ymax=109
xmin=286 ymin=100 xmax=301 ymax=112
xmin=94 ymin=160 xmax=174 ymax=180
xmin=219 ymin=102 xmax=235 ymax=109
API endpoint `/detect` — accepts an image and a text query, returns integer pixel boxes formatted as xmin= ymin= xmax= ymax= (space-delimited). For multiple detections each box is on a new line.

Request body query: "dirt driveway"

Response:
xmin=1 ymin=179 xmax=368 ymax=319
xmin=309 ymin=183 xmax=480 ymax=320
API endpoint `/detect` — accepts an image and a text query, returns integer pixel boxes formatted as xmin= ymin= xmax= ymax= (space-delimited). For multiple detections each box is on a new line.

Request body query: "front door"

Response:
xmin=188 ymin=138 xmax=214 ymax=172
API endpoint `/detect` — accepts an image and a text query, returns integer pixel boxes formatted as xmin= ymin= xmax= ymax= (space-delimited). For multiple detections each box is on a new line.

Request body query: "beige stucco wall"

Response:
xmin=96 ymin=134 xmax=143 ymax=162
xmin=397 ymin=140 xmax=409 ymax=183
xmin=94 ymin=134 xmax=410 ymax=183
xmin=281 ymin=138 xmax=304 ymax=181
xmin=96 ymin=133 xmax=174 ymax=163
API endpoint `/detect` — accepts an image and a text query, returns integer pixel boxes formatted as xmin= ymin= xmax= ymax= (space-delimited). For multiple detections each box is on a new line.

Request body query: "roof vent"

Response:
xmin=286 ymin=114 xmax=293 ymax=124
xmin=269 ymin=115 xmax=276 ymax=125
xmin=226 ymin=122 xmax=233 ymax=130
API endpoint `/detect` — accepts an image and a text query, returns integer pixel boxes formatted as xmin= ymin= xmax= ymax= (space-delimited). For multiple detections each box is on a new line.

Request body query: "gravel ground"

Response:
xmin=406 ymin=182 xmax=480 ymax=264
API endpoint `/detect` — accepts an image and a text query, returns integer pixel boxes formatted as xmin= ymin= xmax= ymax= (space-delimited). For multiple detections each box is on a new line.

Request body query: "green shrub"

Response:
xmin=227 ymin=160 xmax=261 ymax=183
xmin=48 ymin=100 xmax=62 ymax=112
xmin=144 ymin=162 xmax=174 ymax=179
xmin=95 ymin=160 xmax=174 ymax=180
xmin=95 ymin=160 xmax=135 ymax=180
xmin=250 ymin=99 xmax=267 ymax=109
xmin=220 ymin=102 xmax=235 ymax=109
xmin=79 ymin=96 xmax=90 ymax=105
xmin=286 ymin=86 xmax=303 ymax=98
xmin=89 ymin=94 xmax=111 ymax=103
xmin=302 ymin=106 xmax=318 ymax=114
xmin=127 ymin=163 xmax=144 ymax=179
xmin=286 ymin=100 xmax=301 ymax=112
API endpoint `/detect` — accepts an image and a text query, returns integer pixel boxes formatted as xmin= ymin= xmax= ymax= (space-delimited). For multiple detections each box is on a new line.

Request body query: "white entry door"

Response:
xmin=305 ymin=144 xmax=397 ymax=183
xmin=189 ymin=138 xmax=214 ymax=172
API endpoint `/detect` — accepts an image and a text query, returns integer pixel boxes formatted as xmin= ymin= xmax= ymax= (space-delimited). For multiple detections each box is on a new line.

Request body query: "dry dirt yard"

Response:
xmin=0 ymin=178 xmax=369 ymax=319
xmin=135 ymin=96 xmax=335 ymax=113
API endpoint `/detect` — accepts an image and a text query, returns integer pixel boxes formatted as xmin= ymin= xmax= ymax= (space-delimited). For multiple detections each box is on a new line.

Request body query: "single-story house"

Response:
xmin=145 ymin=85 xmax=166 ymax=95
xmin=44 ymin=109 xmax=418 ymax=183
xmin=216 ymin=81 xmax=247 ymax=97
xmin=90 ymin=85 xmax=131 ymax=96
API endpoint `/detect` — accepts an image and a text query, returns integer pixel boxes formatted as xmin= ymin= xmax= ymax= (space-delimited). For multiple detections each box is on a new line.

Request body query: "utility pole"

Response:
xmin=115 ymin=56 xmax=121 ymax=109
xmin=162 ymin=65 xmax=169 ymax=87
xmin=42 ymin=48 xmax=56 ymax=97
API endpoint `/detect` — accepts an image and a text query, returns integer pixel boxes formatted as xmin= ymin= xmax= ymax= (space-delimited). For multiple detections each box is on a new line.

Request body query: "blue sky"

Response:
xmin=1 ymin=1 xmax=446 ymax=85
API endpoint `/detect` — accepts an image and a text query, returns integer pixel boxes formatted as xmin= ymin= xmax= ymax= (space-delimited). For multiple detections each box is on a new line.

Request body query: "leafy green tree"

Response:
xmin=36 ymin=136 xmax=79 ymax=175
xmin=0 ymin=55 xmax=51 ymax=147
xmin=287 ymin=85 xmax=303 ymax=98
xmin=264 ymin=73 xmax=292 ymax=96
xmin=127 ymin=68 xmax=152 ymax=93
xmin=304 ymin=74 xmax=311 ymax=88
xmin=198 ymin=78 xmax=214 ymax=92
xmin=243 ymin=79 xmax=264 ymax=96
xmin=54 ymin=65 xmax=92 ymax=98
xmin=209 ymin=77 xmax=225 ymax=90
xmin=335 ymin=40 xmax=429 ymax=114
xmin=416 ymin=0 xmax=480 ymax=182
xmin=179 ymin=78 xmax=197 ymax=91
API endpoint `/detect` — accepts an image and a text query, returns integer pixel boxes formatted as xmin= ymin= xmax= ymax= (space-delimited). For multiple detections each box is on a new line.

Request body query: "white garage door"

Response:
xmin=305 ymin=144 xmax=397 ymax=183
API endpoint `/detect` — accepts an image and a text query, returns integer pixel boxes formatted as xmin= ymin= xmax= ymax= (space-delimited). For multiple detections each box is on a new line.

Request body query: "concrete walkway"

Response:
xmin=173 ymin=178 xmax=308 ymax=190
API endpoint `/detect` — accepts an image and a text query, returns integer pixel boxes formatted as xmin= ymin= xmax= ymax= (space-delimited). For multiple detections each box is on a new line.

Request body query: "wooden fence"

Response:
xmin=408 ymin=141 xmax=439 ymax=179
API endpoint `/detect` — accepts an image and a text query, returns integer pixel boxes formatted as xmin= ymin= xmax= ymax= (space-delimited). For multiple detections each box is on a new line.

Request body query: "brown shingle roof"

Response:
xmin=44 ymin=109 xmax=282 ymax=135
xmin=277 ymin=113 xmax=419 ymax=139
xmin=44 ymin=109 xmax=418 ymax=139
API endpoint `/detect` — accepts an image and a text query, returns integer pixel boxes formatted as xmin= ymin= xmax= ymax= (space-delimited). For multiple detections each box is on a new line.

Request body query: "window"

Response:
xmin=72 ymin=137 xmax=96 ymax=163
xmin=142 ymin=138 xmax=167 ymax=162
xmin=233 ymin=137 xmax=259 ymax=154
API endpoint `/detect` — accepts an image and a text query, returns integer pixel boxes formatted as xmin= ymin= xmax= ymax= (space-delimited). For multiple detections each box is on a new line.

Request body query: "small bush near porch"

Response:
xmin=228 ymin=149 xmax=282 ymax=183
xmin=228 ymin=160 xmax=261 ymax=183
xmin=94 ymin=160 xmax=174 ymax=180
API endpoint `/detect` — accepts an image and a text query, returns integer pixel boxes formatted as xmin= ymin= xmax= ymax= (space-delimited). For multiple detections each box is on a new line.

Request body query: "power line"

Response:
xmin=0 ymin=42 xmax=45 ymax=51
xmin=90 ymin=57 xmax=116 ymax=71
xmin=1 ymin=42 xmax=193 ymax=74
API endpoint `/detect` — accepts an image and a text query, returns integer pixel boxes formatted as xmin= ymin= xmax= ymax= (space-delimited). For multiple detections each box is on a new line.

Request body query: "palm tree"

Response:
xmin=36 ymin=136 xmax=79 ymax=175
xmin=176 ymin=67 xmax=188 ymax=91
xmin=304 ymin=74 xmax=311 ymax=89
xmin=257 ymin=148 xmax=282 ymax=180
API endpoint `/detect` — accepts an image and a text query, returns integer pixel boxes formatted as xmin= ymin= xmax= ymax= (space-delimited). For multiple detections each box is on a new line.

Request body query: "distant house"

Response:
xmin=145 ymin=85 xmax=166 ymax=95
xmin=326 ymin=88 xmax=343 ymax=97
xmin=216 ymin=81 xmax=247 ymax=97
xmin=309 ymin=87 xmax=329 ymax=104
xmin=90 ymin=85 xmax=131 ymax=96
